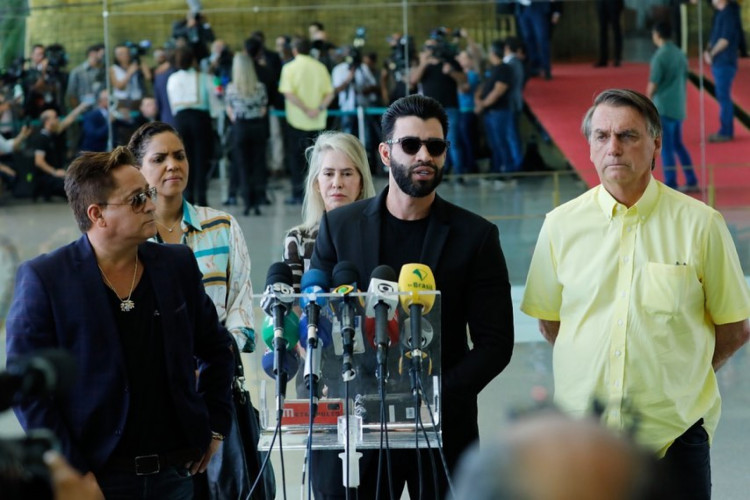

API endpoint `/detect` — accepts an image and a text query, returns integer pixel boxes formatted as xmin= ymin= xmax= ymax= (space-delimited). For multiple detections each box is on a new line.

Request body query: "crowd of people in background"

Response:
xmin=0 ymin=0 xmax=747 ymax=207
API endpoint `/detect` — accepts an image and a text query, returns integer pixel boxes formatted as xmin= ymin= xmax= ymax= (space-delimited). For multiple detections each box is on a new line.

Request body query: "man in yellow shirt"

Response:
xmin=521 ymin=88 xmax=750 ymax=500
xmin=278 ymin=37 xmax=333 ymax=205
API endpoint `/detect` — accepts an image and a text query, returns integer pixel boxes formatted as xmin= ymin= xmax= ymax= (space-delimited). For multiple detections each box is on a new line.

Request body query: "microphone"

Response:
xmin=261 ymin=312 xmax=300 ymax=351
xmin=261 ymin=262 xmax=296 ymax=412
xmin=364 ymin=265 xmax=400 ymax=380
xmin=299 ymin=269 xmax=330 ymax=401
xmin=261 ymin=349 xmax=301 ymax=381
xmin=331 ymin=261 xmax=361 ymax=382
xmin=398 ymin=263 xmax=436 ymax=398
xmin=1 ymin=349 xmax=77 ymax=412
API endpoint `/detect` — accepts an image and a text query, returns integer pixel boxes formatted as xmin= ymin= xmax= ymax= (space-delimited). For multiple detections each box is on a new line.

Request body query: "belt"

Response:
xmin=106 ymin=448 xmax=201 ymax=476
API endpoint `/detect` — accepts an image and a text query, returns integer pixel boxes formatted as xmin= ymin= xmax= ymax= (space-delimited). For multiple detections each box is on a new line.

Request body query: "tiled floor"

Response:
xmin=1 ymin=168 xmax=749 ymax=498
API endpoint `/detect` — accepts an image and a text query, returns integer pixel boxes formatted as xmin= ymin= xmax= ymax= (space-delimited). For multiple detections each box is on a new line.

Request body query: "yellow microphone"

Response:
xmin=397 ymin=263 xmax=436 ymax=315
xmin=398 ymin=263 xmax=436 ymax=399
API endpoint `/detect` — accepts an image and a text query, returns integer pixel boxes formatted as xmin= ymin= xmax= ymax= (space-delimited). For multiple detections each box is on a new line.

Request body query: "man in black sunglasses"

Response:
xmin=312 ymin=94 xmax=514 ymax=499
xmin=6 ymin=147 xmax=234 ymax=498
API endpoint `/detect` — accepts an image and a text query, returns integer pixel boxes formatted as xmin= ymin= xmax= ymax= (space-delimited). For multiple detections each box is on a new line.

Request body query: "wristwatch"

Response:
xmin=211 ymin=431 xmax=225 ymax=441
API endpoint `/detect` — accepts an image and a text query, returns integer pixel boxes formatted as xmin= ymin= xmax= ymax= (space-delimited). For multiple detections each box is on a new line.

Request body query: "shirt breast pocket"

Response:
xmin=640 ymin=262 xmax=689 ymax=317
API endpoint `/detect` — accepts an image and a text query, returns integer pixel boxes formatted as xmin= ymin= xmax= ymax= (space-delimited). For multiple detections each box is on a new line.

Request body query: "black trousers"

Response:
xmin=233 ymin=118 xmax=269 ymax=209
xmin=661 ymin=418 xmax=711 ymax=500
xmin=311 ymin=448 xmax=447 ymax=500
xmin=174 ymin=109 xmax=213 ymax=206
xmin=284 ymin=124 xmax=319 ymax=199
xmin=596 ymin=0 xmax=623 ymax=64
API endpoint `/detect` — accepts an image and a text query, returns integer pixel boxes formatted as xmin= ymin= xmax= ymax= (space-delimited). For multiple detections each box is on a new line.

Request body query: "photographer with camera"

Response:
xmin=109 ymin=44 xmax=151 ymax=112
xmin=23 ymin=44 xmax=69 ymax=119
xmin=172 ymin=9 xmax=215 ymax=63
xmin=410 ymin=30 xmax=466 ymax=176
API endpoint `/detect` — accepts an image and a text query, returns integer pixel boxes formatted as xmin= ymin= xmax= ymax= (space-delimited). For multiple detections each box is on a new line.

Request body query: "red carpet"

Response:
xmin=524 ymin=62 xmax=750 ymax=207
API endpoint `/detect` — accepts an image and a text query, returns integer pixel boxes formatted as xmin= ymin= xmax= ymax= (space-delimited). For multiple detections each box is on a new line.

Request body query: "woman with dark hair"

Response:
xmin=127 ymin=121 xmax=255 ymax=354
xmin=166 ymin=46 xmax=213 ymax=206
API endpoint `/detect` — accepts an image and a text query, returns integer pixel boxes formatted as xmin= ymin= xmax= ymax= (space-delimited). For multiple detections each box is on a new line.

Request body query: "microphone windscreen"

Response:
xmin=261 ymin=310 xmax=300 ymax=349
xmin=298 ymin=312 xmax=333 ymax=348
xmin=265 ymin=262 xmax=293 ymax=289
xmin=300 ymin=268 xmax=330 ymax=291
xmin=364 ymin=309 xmax=400 ymax=347
xmin=371 ymin=264 xmax=397 ymax=282
xmin=398 ymin=263 xmax=436 ymax=314
xmin=400 ymin=316 xmax=434 ymax=349
xmin=332 ymin=261 xmax=360 ymax=288
xmin=261 ymin=349 xmax=300 ymax=379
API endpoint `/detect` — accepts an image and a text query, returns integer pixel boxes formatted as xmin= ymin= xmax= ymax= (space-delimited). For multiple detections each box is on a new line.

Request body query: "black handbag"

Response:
xmin=207 ymin=347 xmax=276 ymax=500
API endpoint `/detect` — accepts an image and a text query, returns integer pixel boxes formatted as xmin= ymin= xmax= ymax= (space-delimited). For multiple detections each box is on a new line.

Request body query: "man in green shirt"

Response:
xmin=646 ymin=21 xmax=698 ymax=192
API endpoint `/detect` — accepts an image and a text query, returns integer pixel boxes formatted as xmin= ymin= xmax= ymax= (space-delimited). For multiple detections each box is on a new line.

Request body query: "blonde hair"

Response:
xmin=299 ymin=131 xmax=376 ymax=231
xmin=231 ymin=52 xmax=259 ymax=96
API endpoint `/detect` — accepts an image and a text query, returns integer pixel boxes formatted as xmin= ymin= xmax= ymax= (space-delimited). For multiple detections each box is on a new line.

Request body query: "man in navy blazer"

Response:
xmin=311 ymin=94 xmax=514 ymax=499
xmin=6 ymin=147 xmax=234 ymax=498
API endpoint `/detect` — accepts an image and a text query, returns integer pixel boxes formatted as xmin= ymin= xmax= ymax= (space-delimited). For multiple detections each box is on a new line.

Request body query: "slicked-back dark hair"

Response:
xmin=65 ymin=147 xmax=136 ymax=233
xmin=380 ymin=94 xmax=448 ymax=142
xmin=127 ymin=121 xmax=183 ymax=166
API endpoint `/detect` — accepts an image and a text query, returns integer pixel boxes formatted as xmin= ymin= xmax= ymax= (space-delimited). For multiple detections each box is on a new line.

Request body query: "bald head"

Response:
xmin=454 ymin=413 xmax=664 ymax=500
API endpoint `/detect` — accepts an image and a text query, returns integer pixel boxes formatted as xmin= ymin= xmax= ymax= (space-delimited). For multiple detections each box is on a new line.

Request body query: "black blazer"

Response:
xmin=311 ymin=188 xmax=514 ymax=465
xmin=6 ymin=235 xmax=234 ymax=473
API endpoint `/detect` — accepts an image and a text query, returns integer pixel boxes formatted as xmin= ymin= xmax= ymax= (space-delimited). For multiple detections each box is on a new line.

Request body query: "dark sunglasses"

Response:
xmin=101 ymin=186 xmax=157 ymax=213
xmin=386 ymin=136 xmax=449 ymax=156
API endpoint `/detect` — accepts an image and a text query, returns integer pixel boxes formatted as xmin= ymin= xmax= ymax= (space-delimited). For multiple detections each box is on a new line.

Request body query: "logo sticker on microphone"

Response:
xmin=377 ymin=282 xmax=396 ymax=294
xmin=333 ymin=284 xmax=355 ymax=295
xmin=412 ymin=268 xmax=428 ymax=281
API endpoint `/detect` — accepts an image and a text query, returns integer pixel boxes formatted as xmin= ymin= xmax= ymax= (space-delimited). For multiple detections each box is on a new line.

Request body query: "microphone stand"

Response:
xmin=408 ymin=304 xmax=424 ymax=406
xmin=338 ymin=295 xmax=358 ymax=496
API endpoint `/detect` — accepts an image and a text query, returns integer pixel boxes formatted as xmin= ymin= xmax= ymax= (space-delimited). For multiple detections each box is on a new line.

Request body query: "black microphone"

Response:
xmin=261 ymin=262 xmax=295 ymax=412
xmin=1 ymin=349 xmax=77 ymax=412
xmin=332 ymin=261 xmax=361 ymax=382
xmin=364 ymin=265 xmax=399 ymax=379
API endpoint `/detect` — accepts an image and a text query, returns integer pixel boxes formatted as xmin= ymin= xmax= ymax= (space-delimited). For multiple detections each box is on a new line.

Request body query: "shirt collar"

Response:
xmin=596 ymin=175 xmax=659 ymax=221
xmin=182 ymin=199 xmax=203 ymax=232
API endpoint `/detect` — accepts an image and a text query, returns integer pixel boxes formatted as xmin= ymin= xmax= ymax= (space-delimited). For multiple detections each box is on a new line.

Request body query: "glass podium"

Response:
xmin=253 ymin=291 xmax=442 ymax=452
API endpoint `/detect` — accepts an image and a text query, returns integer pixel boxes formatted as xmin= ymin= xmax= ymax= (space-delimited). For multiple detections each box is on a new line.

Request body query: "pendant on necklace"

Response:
xmin=120 ymin=299 xmax=135 ymax=312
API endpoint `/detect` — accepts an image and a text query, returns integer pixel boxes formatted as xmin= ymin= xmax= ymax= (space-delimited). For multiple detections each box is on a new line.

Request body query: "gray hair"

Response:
xmin=581 ymin=88 xmax=662 ymax=141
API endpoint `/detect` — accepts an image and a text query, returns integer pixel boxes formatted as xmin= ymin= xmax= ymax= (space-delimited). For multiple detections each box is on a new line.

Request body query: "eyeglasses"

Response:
xmin=385 ymin=136 xmax=449 ymax=156
xmin=101 ymin=186 xmax=157 ymax=213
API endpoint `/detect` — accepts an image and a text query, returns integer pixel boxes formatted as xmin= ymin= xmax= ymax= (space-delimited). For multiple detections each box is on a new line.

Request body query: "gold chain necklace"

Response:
xmin=98 ymin=253 xmax=138 ymax=312
xmin=155 ymin=219 xmax=180 ymax=233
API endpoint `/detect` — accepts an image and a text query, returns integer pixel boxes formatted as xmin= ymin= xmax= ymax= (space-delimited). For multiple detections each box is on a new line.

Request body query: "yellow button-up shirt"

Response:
xmin=278 ymin=54 xmax=333 ymax=131
xmin=521 ymin=177 xmax=750 ymax=456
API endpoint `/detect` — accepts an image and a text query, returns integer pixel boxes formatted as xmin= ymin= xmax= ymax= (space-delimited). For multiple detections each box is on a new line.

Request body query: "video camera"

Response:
xmin=124 ymin=40 xmax=152 ymax=64
xmin=43 ymin=44 xmax=68 ymax=79
xmin=386 ymin=34 xmax=415 ymax=74
xmin=425 ymin=27 xmax=460 ymax=64
xmin=0 ymin=57 xmax=27 ymax=87
xmin=0 ymin=349 xmax=75 ymax=499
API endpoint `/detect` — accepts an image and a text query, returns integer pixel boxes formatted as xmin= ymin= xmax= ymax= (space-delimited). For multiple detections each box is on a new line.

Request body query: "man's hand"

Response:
xmin=703 ymin=51 xmax=713 ymax=65
xmin=54 ymin=168 xmax=66 ymax=178
xmin=189 ymin=437 xmax=222 ymax=475
xmin=44 ymin=450 xmax=104 ymax=500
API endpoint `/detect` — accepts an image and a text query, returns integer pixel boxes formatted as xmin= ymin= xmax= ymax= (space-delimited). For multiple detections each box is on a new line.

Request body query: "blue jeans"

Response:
xmin=660 ymin=116 xmax=697 ymax=188
xmin=711 ymin=63 xmax=737 ymax=137
xmin=457 ymin=111 xmax=478 ymax=174
xmin=445 ymin=107 xmax=461 ymax=174
xmin=517 ymin=3 xmax=551 ymax=76
xmin=484 ymin=109 xmax=522 ymax=174
xmin=97 ymin=465 xmax=194 ymax=500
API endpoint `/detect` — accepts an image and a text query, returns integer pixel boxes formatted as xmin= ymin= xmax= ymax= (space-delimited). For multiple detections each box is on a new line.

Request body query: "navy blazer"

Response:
xmin=80 ymin=108 xmax=109 ymax=152
xmin=311 ymin=188 xmax=514 ymax=466
xmin=6 ymin=235 xmax=234 ymax=473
